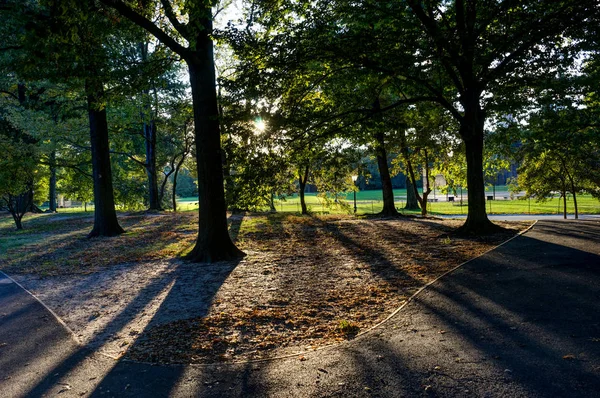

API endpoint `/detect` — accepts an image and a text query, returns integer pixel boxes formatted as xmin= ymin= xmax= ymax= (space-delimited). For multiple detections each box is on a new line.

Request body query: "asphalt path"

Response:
xmin=1 ymin=219 xmax=599 ymax=397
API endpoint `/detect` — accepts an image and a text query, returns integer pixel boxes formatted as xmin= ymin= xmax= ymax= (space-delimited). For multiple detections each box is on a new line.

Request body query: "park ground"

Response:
xmin=2 ymin=216 xmax=600 ymax=397
xmin=1 ymin=211 xmax=531 ymax=364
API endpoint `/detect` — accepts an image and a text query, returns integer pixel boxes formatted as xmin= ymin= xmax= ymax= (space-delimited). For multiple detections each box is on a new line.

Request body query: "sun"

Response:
xmin=254 ymin=118 xmax=266 ymax=133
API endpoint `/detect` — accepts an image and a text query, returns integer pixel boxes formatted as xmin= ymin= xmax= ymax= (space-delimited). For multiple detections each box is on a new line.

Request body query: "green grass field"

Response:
xmin=176 ymin=186 xmax=600 ymax=216
xmin=39 ymin=185 xmax=600 ymax=216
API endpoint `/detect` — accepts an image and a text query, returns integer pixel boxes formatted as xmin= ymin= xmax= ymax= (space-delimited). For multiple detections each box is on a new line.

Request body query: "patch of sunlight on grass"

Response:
xmin=157 ymin=240 xmax=195 ymax=257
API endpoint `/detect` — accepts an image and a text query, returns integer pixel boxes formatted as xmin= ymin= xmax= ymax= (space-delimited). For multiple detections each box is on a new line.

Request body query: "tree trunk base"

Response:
xmin=184 ymin=241 xmax=246 ymax=263
xmin=30 ymin=204 xmax=44 ymax=214
xmin=88 ymin=225 xmax=125 ymax=238
xmin=455 ymin=217 xmax=505 ymax=236
xmin=376 ymin=207 xmax=401 ymax=217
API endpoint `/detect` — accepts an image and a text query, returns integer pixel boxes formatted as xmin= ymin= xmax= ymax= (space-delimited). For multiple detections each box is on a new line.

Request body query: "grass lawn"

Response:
xmin=177 ymin=188 xmax=600 ymax=216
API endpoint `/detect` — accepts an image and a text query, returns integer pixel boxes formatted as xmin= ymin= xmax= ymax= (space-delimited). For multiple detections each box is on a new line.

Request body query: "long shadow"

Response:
xmin=300 ymin=223 xmax=595 ymax=397
xmin=1 ymin=213 xmax=197 ymax=275
xmin=17 ymin=217 xmax=599 ymax=396
xmin=320 ymin=217 xmax=461 ymax=286
xmin=20 ymin=216 xmax=246 ymax=397
xmin=527 ymin=219 xmax=600 ymax=247
xmin=93 ymin=219 xmax=600 ymax=397
xmin=0 ymin=283 xmax=80 ymax=388
xmin=343 ymin=223 xmax=600 ymax=397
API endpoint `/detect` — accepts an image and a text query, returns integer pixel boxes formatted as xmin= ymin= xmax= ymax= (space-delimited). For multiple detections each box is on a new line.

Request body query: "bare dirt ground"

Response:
xmin=2 ymin=212 xmax=532 ymax=364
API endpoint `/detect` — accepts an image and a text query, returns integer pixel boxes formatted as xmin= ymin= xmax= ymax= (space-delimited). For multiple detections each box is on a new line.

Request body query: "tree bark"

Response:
xmin=457 ymin=98 xmax=499 ymax=234
xmin=171 ymin=154 xmax=186 ymax=213
xmin=298 ymin=165 xmax=309 ymax=215
xmin=404 ymin=176 xmax=420 ymax=210
xmin=49 ymin=150 xmax=57 ymax=212
xmin=9 ymin=199 xmax=24 ymax=230
xmin=374 ymin=131 xmax=399 ymax=217
xmin=565 ymin=169 xmax=579 ymax=220
xmin=14 ymin=216 xmax=23 ymax=230
xmin=86 ymin=78 xmax=124 ymax=238
xmin=6 ymin=189 xmax=32 ymax=230
xmin=405 ymin=155 xmax=430 ymax=216
xmin=183 ymin=22 xmax=244 ymax=262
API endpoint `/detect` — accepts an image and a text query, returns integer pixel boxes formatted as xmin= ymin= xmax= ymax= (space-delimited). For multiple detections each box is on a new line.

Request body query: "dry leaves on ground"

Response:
xmin=123 ymin=215 xmax=531 ymax=364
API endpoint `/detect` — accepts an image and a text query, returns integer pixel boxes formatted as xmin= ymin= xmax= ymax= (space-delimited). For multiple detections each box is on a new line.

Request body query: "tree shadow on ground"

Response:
xmin=16 ymin=218 xmax=600 ymax=397
xmin=336 ymin=227 xmax=600 ymax=397
xmin=17 ymin=216 xmax=246 ymax=397
xmin=178 ymin=220 xmax=600 ymax=397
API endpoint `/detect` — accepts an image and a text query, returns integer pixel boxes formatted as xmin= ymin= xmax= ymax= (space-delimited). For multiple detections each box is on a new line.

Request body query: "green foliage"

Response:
xmin=337 ymin=319 xmax=360 ymax=336
xmin=174 ymin=169 xmax=197 ymax=198
xmin=0 ymin=122 xmax=37 ymax=200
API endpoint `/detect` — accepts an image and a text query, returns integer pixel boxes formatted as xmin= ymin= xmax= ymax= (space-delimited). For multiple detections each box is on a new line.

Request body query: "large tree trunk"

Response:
xmin=13 ymin=215 xmax=23 ymax=230
xmin=374 ymin=131 xmax=399 ymax=217
xmin=49 ymin=150 xmax=57 ymax=213
xmin=565 ymin=170 xmax=579 ymax=220
xmin=183 ymin=21 xmax=244 ymax=262
xmin=404 ymin=176 xmax=420 ymax=210
xmin=270 ymin=192 xmax=276 ymax=212
xmin=15 ymin=83 xmax=38 ymax=218
xmin=457 ymin=100 xmax=498 ymax=234
xmin=400 ymin=129 xmax=424 ymax=213
xmin=298 ymin=165 xmax=309 ymax=215
xmin=86 ymin=79 xmax=124 ymax=238
xmin=562 ymin=191 xmax=567 ymax=219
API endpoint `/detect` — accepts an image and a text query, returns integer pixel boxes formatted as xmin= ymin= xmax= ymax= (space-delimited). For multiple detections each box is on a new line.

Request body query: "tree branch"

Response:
xmin=159 ymin=0 xmax=189 ymax=39
xmin=109 ymin=150 xmax=148 ymax=168
xmin=99 ymin=0 xmax=188 ymax=57
xmin=0 ymin=90 xmax=18 ymax=101
xmin=406 ymin=0 xmax=464 ymax=92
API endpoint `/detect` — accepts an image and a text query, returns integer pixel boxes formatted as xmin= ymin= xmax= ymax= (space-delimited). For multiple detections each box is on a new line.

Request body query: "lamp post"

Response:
xmin=352 ymin=174 xmax=358 ymax=214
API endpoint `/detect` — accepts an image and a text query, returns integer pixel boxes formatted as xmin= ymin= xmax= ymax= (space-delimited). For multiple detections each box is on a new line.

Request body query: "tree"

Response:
xmin=502 ymin=101 xmax=600 ymax=219
xmin=248 ymin=0 xmax=600 ymax=233
xmin=99 ymin=0 xmax=244 ymax=261
xmin=8 ymin=0 xmax=127 ymax=236
xmin=0 ymin=118 xmax=38 ymax=230
xmin=107 ymin=36 xmax=184 ymax=211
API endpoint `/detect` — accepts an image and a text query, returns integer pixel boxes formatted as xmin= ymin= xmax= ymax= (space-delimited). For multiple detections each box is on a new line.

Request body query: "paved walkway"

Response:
xmin=1 ymin=220 xmax=599 ymax=397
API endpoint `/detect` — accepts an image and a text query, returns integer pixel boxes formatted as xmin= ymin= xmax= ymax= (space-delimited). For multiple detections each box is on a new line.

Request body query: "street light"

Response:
xmin=351 ymin=174 xmax=358 ymax=214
